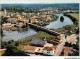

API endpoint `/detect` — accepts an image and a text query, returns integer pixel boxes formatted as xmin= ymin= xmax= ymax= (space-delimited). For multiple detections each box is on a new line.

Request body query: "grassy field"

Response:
xmin=69 ymin=13 xmax=79 ymax=20
xmin=54 ymin=25 xmax=78 ymax=36
xmin=17 ymin=31 xmax=56 ymax=44
xmin=54 ymin=13 xmax=79 ymax=36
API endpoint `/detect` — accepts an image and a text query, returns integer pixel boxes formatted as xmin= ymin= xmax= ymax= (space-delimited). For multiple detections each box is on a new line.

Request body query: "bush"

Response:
xmin=2 ymin=40 xmax=29 ymax=56
xmin=10 ymin=27 xmax=17 ymax=31
xmin=3 ymin=44 xmax=29 ymax=56
xmin=1 ymin=41 xmax=8 ymax=49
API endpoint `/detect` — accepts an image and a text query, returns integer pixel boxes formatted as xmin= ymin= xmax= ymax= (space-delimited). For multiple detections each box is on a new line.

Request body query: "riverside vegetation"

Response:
xmin=54 ymin=13 xmax=79 ymax=36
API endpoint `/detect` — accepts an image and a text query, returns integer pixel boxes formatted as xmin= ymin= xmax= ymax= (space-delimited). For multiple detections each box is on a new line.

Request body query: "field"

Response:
xmin=17 ymin=31 xmax=56 ymax=44
xmin=54 ymin=13 xmax=79 ymax=36
xmin=69 ymin=13 xmax=79 ymax=20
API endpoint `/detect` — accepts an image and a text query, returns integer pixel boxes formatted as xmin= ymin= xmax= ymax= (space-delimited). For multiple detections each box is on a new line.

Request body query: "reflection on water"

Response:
xmin=2 ymin=28 xmax=37 ymax=41
xmin=46 ymin=14 xmax=74 ymax=29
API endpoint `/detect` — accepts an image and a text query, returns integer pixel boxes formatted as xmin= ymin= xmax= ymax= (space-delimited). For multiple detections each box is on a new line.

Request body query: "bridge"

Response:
xmin=28 ymin=23 xmax=61 ymax=36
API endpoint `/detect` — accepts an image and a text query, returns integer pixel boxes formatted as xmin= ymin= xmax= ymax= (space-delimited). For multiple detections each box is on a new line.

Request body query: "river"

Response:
xmin=46 ymin=13 xmax=74 ymax=29
xmin=2 ymin=28 xmax=37 ymax=41
xmin=2 ymin=13 xmax=74 ymax=41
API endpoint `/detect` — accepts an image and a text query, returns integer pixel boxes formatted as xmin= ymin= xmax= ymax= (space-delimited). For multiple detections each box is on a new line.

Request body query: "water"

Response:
xmin=46 ymin=14 xmax=74 ymax=29
xmin=2 ymin=13 xmax=74 ymax=41
xmin=2 ymin=28 xmax=37 ymax=41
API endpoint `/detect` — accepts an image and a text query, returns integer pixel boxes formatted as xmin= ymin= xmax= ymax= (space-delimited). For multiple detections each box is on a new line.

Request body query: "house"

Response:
xmin=21 ymin=45 xmax=38 ymax=53
xmin=63 ymin=47 xmax=72 ymax=56
xmin=59 ymin=34 xmax=66 ymax=42
xmin=7 ymin=18 xmax=16 ymax=23
xmin=44 ymin=43 xmax=53 ymax=47
xmin=17 ymin=22 xmax=24 ymax=27
xmin=17 ymin=17 xmax=28 ymax=23
xmin=30 ymin=37 xmax=47 ymax=47
xmin=2 ymin=23 xmax=13 ymax=29
xmin=66 ymin=34 xmax=78 ymax=45
xmin=43 ymin=47 xmax=55 ymax=55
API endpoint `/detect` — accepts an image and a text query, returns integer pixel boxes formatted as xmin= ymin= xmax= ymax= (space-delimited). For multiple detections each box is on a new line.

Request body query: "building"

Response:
xmin=59 ymin=34 xmax=65 ymax=42
xmin=16 ymin=17 xmax=28 ymax=23
xmin=21 ymin=45 xmax=38 ymax=53
xmin=44 ymin=43 xmax=53 ymax=47
xmin=4 ymin=9 xmax=7 ymax=17
xmin=43 ymin=47 xmax=55 ymax=55
xmin=30 ymin=37 xmax=47 ymax=47
xmin=63 ymin=47 xmax=72 ymax=56
xmin=7 ymin=18 xmax=16 ymax=23
xmin=66 ymin=34 xmax=78 ymax=45
xmin=2 ymin=23 xmax=13 ymax=29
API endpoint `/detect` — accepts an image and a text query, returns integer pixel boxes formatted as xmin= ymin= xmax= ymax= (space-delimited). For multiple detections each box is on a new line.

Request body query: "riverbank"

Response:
xmin=54 ymin=25 xmax=78 ymax=36
xmin=54 ymin=13 xmax=79 ymax=36
xmin=17 ymin=31 xmax=56 ymax=45
xmin=64 ymin=13 xmax=79 ymax=26
xmin=33 ymin=15 xmax=58 ymax=26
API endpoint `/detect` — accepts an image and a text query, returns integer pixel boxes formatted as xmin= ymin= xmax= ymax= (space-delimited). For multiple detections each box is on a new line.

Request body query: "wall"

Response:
xmin=43 ymin=50 xmax=54 ymax=55
xmin=22 ymin=49 xmax=35 ymax=53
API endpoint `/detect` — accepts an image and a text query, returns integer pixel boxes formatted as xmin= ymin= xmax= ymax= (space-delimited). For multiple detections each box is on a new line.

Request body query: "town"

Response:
xmin=0 ymin=3 xmax=79 ymax=56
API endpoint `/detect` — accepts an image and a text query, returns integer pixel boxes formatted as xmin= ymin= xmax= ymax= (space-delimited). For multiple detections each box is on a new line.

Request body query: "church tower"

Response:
xmin=4 ymin=9 xmax=7 ymax=17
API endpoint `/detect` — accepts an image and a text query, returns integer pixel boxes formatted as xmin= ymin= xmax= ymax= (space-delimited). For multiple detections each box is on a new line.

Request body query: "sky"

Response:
xmin=1 ymin=0 xmax=79 ymax=4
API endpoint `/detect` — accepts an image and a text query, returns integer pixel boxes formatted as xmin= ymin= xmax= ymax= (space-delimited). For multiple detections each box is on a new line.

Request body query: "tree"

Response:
xmin=15 ymin=41 xmax=20 ymax=46
xmin=2 ymin=40 xmax=29 ymax=56
xmin=1 ymin=41 xmax=8 ymax=49
xmin=3 ymin=44 xmax=29 ymax=56
xmin=1 ymin=16 xmax=8 ymax=24
xmin=28 ymin=19 xmax=31 ymax=23
xmin=8 ymin=40 xmax=15 ymax=45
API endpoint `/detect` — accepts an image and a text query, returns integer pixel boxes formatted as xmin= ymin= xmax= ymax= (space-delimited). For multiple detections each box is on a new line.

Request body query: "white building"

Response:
xmin=4 ymin=9 xmax=7 ymax=17
xmin=66 ymin=34 xmax=78 ymax=45
xmin=59 ymin=34 xmax=66 ymax=42
xmin=2 ymin=23 xmax=13 ymax=29
xmin=43 ymin=47 xmax=55 ymax=56
xmin=21 ymin=45 xmax=38 ymax=54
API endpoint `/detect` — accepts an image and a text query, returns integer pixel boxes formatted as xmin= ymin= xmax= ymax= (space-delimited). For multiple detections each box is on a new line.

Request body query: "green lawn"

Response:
xmin=17 ymin=31 xmax=56 ymax=44
xmin=69 ymin=13 xmax=79 ymax=20
xmin=54 ymin=25 xmax=78 ymax=36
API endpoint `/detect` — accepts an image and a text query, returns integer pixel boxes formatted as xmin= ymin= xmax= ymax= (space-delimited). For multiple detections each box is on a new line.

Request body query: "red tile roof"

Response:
xmin=21 ymin=45 xmax=37 ymax=50
xmin=64 ymin=47 xmax=72 ymax=51
xmin=63 ymin=47 xmax=72 ymax=56
xmin=44 ymin=47 xmax=53 ymax=50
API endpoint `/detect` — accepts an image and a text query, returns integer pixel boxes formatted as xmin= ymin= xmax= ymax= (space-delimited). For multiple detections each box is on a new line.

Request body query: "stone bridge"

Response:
xmin=28 ymin=23 xmax=61 ymax=36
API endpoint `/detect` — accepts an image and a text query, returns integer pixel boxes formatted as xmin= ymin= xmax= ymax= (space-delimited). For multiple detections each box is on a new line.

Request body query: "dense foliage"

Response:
xmin=1 ymin=16 xmax=8 ymax=24
xmin=1 ymin=40 xmax=29 ymax=56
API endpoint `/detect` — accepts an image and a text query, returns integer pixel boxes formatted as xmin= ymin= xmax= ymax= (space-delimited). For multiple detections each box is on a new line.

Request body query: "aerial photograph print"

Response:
xmin=0 ymin=0 xmax=79 ymax=57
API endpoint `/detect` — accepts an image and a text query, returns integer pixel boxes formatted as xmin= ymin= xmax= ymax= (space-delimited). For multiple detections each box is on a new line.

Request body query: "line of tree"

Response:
xmin=1 ymin=40 xmax=29 ymax=56
xmin=1 ymin=7 xmax=39 ymax=13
